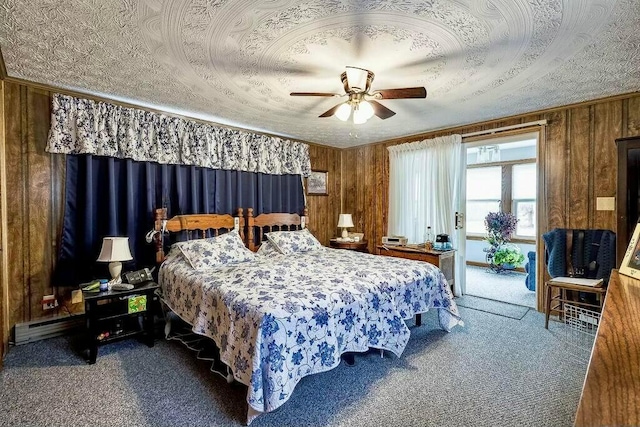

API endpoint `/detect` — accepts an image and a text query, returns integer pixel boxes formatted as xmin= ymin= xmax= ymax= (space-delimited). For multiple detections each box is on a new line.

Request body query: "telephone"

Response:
xmin=123 ymin=268 xmax=154 ymax=286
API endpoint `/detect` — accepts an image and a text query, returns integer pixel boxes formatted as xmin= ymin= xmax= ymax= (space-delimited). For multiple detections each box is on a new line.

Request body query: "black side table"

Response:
xmin=83 ymin=281 xmax=159 ymax=364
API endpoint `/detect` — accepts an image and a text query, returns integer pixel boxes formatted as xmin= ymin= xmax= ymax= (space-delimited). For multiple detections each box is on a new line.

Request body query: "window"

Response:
xmin=466 ymin=167 xmax=501 ymax=234
xmin=466 ymin=142 xmax=537 ymax=240
xmin=512 ymin=163 xmax=536 ymax=237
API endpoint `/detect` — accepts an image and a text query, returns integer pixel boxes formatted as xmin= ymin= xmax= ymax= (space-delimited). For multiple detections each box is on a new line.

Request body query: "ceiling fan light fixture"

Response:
xmin=352 ymin=106 xmax=368 ymax=124
xmin=359 ymin=100 xmax=375 ymax=120
xmin=292 ymin=66 xmax=426 ymax=123
xmin=345 ymin=66 xmax=369 ymax=92
xmin=335 ymin=102 xmax=351 ymax=121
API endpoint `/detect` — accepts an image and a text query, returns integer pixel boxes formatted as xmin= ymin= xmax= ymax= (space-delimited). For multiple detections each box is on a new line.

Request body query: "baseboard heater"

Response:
xmin=14 ymin=315 xmax=85 ymax=345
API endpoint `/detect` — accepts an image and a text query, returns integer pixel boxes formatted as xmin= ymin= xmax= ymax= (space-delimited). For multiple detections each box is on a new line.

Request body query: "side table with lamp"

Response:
xmin=83 ymin=236 xmax=158 ymax=363
xmin=332 ymin=213 xmax=368 ymax=252
xmin=97 ymin=236 xmax=134 ymax=290
xmin=82 ymin=281 xmax=158 ymax=364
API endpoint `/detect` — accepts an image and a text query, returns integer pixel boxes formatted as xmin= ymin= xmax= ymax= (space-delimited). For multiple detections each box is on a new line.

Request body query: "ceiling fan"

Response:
xmin=290 ymin=66 xmax=427 ymax=124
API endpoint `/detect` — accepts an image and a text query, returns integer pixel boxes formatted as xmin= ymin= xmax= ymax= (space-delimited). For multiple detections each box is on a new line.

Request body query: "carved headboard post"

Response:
xmin=154 ymin=208 xmax=168 ymax=263
xmin=236 ymin=207 xmax=245 ymax=241
xmin=246 ymin=208 xmax=256 ymax=251
xmin=302 ymin=206 xmax=309 ymax=229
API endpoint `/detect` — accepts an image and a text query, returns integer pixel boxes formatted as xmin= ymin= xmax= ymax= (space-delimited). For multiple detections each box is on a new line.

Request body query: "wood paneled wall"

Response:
xmin=0 ymin=80 xmax=341 ymax=347
xmin=0 ymin=76 xmax=638 ymax=342
xmin=342 ymin=142 xmax=387 ymax=251
xmin=342 ymin=93 xmax=640 ymax=310
xmin=2 ymin=82 xmax=64 ymax=336
xmin=307 ymin=144 xmax=342 ymax=246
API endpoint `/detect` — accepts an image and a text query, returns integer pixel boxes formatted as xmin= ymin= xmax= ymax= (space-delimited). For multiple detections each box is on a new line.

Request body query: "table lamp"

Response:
xmin=97 ymin=237 xmax=133 ymax=284
xmin=337 ymin=214 xmax=354 ymax=238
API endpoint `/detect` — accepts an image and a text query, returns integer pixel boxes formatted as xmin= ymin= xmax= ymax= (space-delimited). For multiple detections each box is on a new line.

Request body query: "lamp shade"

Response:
xmin=346 ymin=67 xmax=368 ymax=91
xmin=359 ymin=100 xmax=374 ymax=119
xmin=352 ymin=107 xmax=368 ymax=124
xmin=337 ymin=214 xmax=354 ymax=228
xmin=97 ymin=237 xmax=133 ymax=262
xmin=335 ymin=103 xmax=351 ymax=121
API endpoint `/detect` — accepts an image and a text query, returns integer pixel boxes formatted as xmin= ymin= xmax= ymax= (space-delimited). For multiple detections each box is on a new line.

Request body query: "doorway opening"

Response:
xmin=464 ymin=133 xmax=538 ymax=309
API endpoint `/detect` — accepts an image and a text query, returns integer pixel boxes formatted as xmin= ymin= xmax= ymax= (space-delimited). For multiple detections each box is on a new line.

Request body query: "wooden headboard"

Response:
xmin=245 ymin=207 xmax=309 ymax=252
xmin=154 ymin=207 xmax=245 ymax=263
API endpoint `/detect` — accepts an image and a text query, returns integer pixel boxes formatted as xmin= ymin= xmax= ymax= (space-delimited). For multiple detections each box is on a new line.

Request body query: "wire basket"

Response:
xmin=564 ymin=304 xmax=601 ymax=363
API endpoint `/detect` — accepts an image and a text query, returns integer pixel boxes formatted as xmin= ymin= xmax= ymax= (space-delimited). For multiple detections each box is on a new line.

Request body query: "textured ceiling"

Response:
xmin=1 ymin=0 xmax=639 ymax=148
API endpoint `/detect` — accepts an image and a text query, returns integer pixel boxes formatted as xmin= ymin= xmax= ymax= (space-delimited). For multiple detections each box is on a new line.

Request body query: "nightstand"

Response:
xmin=376 ymin=245 xmax=455 ymax=294
xmin=83 ymin=281 xmax=158 ymax=364
xmin=330 ymin=239 xmax=369 ymax=252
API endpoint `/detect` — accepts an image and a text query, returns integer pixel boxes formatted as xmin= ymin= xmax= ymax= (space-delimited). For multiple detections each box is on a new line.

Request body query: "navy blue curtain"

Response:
xmin=54 ymin=154 xmax=304 ymax=286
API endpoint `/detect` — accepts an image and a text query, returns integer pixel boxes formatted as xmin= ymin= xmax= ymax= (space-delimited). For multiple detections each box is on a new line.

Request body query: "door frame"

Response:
xmin=462 ymin=128 xmax=544 ymax=310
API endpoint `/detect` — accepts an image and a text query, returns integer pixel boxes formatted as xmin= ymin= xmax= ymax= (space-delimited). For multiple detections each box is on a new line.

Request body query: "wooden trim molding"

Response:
xmin=536 ymin=125 xmax=547 ymax=312
xmin=0 ymin=80 xmax=8 ymax=361
xmin=0 ymin=46 xmax=7 ymax=80
xmin=363 ymin=92 xmax=639 ymax=149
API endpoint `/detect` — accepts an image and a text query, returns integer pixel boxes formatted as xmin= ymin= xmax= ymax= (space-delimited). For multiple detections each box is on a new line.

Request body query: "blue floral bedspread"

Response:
xmin=159 ymin=247 xmax=462 ymax=420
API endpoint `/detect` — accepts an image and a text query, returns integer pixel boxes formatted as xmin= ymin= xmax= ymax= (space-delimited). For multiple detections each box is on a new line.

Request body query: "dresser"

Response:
xmin=574 ymin=270 xmax=640 ymax=426
xmin=376 ymin=245 xmax=455 ymax=294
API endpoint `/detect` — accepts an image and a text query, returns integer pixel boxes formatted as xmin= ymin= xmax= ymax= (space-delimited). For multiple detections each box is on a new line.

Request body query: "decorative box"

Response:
xmin=127 ymin=295 xmax=147 ymax=314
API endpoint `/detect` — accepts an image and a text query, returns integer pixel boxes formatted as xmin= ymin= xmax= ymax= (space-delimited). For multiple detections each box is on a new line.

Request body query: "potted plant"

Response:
xmin=483 ymin=211 xmax=522 ymax=272
xmin=492 ymin=243 xmax=525 ymax=269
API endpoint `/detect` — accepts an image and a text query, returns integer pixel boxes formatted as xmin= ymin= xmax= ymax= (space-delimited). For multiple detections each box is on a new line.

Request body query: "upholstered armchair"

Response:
xmin=524 ymin=251 xmax=536 ymax=291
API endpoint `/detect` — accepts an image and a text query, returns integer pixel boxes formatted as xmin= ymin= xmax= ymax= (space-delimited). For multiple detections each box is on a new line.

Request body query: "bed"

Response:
xmin=154 ymin=208 xmax=462 ymax=424
xmin=246 ymin=208 xmax=462 ymax=334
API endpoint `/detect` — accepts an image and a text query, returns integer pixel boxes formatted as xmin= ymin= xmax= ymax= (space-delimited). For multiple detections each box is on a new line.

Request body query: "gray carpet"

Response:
xmin=456 ymin=295 xmax=530 ymax=320
xmin=466 ymin=265 xmax=536 ymax=308
xmin=0 ymin=307 xmax=585 ymax=427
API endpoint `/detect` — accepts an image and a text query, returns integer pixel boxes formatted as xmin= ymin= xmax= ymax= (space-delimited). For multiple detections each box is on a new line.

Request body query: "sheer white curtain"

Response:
xmin=388 ymin=134 xmax=465 ymax=296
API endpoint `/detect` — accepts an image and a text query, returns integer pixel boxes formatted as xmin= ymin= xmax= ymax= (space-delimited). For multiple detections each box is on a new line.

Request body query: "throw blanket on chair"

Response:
xmin=542 ymin=228 xmax=616 ymax=284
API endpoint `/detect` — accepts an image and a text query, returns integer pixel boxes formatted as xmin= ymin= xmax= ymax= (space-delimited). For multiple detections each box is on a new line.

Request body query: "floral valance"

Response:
xmin=46 ymin=94 xmax=311 ymax=177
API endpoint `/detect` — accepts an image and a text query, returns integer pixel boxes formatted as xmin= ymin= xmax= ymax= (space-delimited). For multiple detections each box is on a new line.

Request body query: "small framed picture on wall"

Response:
xmin=307 ymin=170 xmax=328 ymax=196
xmin=620 ymin=222 xmax=640 ymax=279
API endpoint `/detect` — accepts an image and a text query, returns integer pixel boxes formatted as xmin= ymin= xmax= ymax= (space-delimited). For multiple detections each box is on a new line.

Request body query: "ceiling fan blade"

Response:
xmin=318 ymin=103 xmax=342 ymax=118
xmin=374 ymin=87 xmax=427 ymax=99
xmin=369 ymin=100 xmax=396 ymax=120
xmin=290 ymin=92 xmax=340 ymax=97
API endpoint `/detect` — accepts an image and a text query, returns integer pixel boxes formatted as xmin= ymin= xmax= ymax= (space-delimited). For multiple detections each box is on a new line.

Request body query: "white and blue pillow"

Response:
xmin=174 ymin=230 xmax=255 ymax=270
xmin=256 ymin=240 xmax=282 ymax=257
xmin=265 ymin=228 xmax=323 ymax=255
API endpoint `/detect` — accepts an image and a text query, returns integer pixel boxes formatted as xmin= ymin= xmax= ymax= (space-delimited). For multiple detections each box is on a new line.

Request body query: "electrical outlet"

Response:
xmin=596 ymin=196 xmax=615 ymax=211
xmin=71 ymin=289 xmax=83 ymax=304
xmin=42 ymin=294 xmax=58 ymax=310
